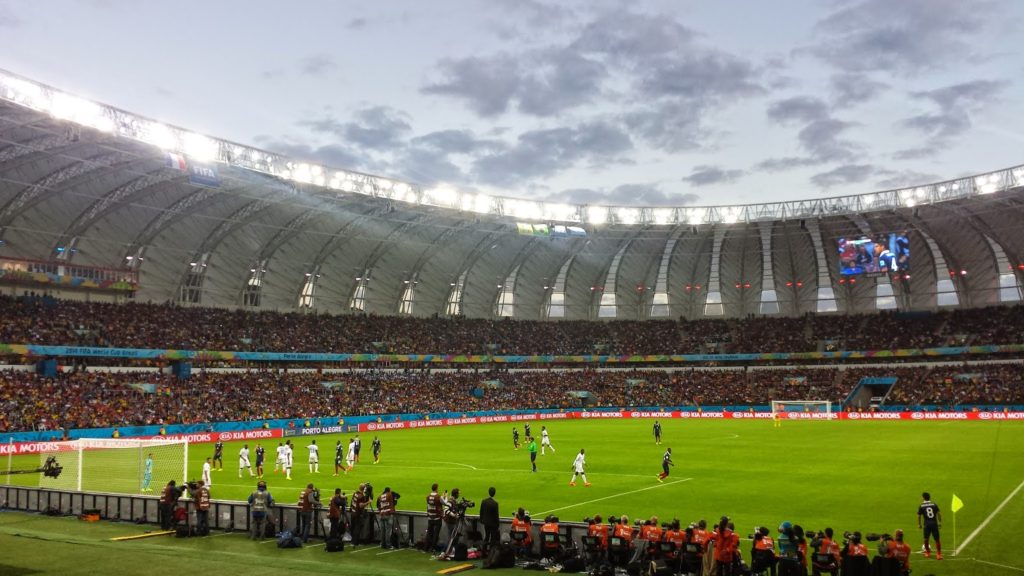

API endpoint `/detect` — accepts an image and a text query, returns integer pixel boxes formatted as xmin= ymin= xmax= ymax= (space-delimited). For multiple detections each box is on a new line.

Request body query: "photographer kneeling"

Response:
xmin=751 ymin=526 xmax=778 ymax=576
xmin=809 ymin=528 xmax=840 ymax=576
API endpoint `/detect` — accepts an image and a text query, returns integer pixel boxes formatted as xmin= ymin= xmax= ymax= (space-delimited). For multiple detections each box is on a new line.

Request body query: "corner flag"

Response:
xmin=952 ymin=494 xmax=964 ymax=513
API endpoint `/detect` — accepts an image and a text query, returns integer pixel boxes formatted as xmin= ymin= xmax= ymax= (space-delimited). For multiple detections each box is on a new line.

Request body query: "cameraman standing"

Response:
xmin=248 ymin=480 xmax=275 ymax=540
xmin=443 ymin=488 xmax=463 ymax=545
xmin=159 ymin=480 xmax=184 ymax=530
xmin=328 ymin=488 xmax=346 ymax=539
xmin=298 ymin=483 xmax=320 ymax=543
xmin=194 ymin=479 xmax=211 ymax=536
xmin=377 ymin=486 xmax=398 ymax=548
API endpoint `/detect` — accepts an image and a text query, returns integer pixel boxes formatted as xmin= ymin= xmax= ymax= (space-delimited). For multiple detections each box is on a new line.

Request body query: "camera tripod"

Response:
xmin=442 ymin=512 xmax=469 ymax=558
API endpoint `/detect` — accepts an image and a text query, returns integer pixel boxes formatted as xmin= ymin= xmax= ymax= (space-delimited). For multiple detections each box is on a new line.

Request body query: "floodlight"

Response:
xmin=543 ymin=202 xmax=576 ymax=222
xmin=687 ymin=208 xmax=706 ymax=225
xmin=143 ymin=122 xmax=177 ymax=150
xmin=587 ymin=206 xmax=608 ymax=225
xmin=507 ymin=199 xmax=539 ymax=220
xmin=182 ymin=132 xmax=218 ymax=162
xmin=863 ymin=194 xmax=874 ymax=205
xmin=653 ymin=208 xmax=674 ymax=225
xmin=424 ymin=187 xmax=457 ymax=207
xmin=617 ymin=207 xmax=639 ymax=225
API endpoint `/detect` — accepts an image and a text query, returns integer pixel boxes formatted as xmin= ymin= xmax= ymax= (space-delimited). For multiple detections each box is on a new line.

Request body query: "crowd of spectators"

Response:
xmin=2 ymin=294 xmax=1022 ymax=355
xmin=2 ymin=363 xmax=1020 ymax=433
xmin=886 ymin=364 xmax=1024 ymax=407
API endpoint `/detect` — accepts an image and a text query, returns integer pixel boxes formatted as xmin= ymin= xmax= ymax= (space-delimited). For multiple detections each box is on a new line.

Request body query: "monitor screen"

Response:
xmin=837 ymin=232 xmax=909 ymax=276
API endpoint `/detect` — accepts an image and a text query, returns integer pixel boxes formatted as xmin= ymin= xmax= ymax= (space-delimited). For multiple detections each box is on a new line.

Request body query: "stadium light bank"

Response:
xmin=1 ymin=69 xmax=1023 ymax=226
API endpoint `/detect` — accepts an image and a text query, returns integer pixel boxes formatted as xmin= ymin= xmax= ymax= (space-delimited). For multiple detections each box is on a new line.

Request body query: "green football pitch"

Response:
xmin=4 ymin=418 xmax=1024 ymax=575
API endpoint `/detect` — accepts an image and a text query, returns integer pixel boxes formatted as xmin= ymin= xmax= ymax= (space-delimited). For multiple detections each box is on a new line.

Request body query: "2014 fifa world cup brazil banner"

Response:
xmin=3 ymin=343 xmax=1024 ymax=363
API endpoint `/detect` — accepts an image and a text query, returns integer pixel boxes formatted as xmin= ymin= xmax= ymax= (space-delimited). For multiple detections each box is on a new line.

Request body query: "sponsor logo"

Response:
xmin=220 ymin=432 xmax=234 ymax=441
xmin=848 ymin=413 xmax=859 ymax=420
xmin=979 ymin=412 xmax=992 ymax=420
xmin=911 ymin=412 xmax=924 ymax=420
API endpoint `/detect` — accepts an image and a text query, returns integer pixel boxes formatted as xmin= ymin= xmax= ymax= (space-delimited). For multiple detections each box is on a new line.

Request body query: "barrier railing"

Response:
xmin=0 ymin=485 xmax=591 ymax=550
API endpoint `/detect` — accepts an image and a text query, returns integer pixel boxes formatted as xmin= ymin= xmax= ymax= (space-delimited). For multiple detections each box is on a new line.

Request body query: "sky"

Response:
xmin=0 ymin=0 xmax=1022 ymax=207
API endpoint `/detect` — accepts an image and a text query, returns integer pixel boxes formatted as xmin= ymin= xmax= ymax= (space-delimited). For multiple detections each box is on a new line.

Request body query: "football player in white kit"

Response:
xmin=239 ymin=444 xmax=254 ymax=478
xmin=344 ymin=438 xmax=356 ymax=474
xmin=274 ymin=442 xmax=286 ymax=474
xmin=202 ymin=457 xmax=213 ymax=487
xmin=308 ymin=440 xmax=320 ymax=473
xmin=541 ymin=426 xmax=555 ymax=455
xmin=284 ymin=441 xmax=294 ymax=480
xmin=569 ymin=448 xmax=590 ymax=487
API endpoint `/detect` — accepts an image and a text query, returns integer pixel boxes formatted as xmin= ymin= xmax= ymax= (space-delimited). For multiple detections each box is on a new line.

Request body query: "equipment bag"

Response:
xmin=325 ymin=537 xmax=345 ymax=552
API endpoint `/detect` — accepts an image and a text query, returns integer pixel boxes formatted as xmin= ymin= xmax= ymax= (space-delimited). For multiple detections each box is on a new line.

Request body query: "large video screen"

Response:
xmin=837 ymin=232 xmax=909 ymax=276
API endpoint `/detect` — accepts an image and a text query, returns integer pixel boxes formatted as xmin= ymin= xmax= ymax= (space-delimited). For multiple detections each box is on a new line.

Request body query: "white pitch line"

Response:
xmin=973 ymin=558 xmax=1024 ymax=572
xmin=535 ymin=478 xmax=692 ymax=516
xmin=376 ymin=548 xmax=403 ymax=555
xmin=430 ymin=461 xmax=478 ymax=470
xmin=957 ymin=476 xmax=1024 ymax=555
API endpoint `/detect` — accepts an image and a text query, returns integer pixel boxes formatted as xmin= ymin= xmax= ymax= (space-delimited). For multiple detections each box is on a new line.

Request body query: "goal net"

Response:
xmin=770 ymin=400 xmax=832 ymax=419
xmin=38 ymin=438 xmax=187 ymax=494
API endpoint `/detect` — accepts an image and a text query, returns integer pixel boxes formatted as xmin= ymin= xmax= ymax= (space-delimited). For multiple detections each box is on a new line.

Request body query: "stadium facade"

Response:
xmin=0 ymin=69 xmax=1022 ymax=320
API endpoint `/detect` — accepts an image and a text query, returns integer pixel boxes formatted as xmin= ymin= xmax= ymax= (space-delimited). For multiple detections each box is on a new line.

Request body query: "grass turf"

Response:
xmin=5 ymin=418 xmax=1024 ymax=575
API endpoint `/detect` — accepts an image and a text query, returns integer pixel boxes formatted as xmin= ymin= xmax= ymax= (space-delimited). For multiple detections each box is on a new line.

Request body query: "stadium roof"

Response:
xmin=1 ymin=70 xmax=1023 ymax=318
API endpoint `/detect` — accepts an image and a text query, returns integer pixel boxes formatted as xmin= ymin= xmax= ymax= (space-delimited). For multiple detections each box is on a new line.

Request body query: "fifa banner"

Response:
xmin=357 ymin=410 xmax=1024 ymax=432
xmin=5 ymin=343 xmax=1024 ymax=363
xmin=1 ymin=428 xmax=282 ymax=456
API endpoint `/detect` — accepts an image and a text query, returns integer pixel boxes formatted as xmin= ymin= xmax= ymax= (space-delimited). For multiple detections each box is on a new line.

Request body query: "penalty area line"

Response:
xmin=957 ymin=476 xmax=1024 ymax=556
xmin=535 ymin=478 xmax=692 ymax=516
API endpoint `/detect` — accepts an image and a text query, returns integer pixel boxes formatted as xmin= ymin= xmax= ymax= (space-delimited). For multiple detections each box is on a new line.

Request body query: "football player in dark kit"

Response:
xmin=254 ymin=443 xmax=266 ymax=478
xmin=657 ymin=447 xmax=674 ymax=482
xmin=372 ymin=436 xmax=382 ymax=464
xmin=213 ymin=440 xmax=224 ymax=471
xmin=334 ymin=440 xmax=344 ymax=476
xmin=512 ymin=427 xmax=520 ymax=449
xmin=653 ymin=421 xmax=662 ymax=445
xmin=917 ymin=492 xmax=943 ymax=560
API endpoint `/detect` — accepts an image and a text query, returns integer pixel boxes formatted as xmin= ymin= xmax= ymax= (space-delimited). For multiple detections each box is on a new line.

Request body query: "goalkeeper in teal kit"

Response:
xmin=141 ymin=453 xmax=154 ymax=492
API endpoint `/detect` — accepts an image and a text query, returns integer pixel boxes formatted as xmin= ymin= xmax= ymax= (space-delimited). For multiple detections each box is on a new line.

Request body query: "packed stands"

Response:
xmin=3 ymin=364 xmax=1021 ymax=433
xmin=2 ymin=295 xmax=1023 ymax=355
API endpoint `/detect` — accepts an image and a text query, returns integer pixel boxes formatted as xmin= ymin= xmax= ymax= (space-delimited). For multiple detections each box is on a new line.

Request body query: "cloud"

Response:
xmin=623 ymin=100 xmax=706 ymax=152
xmin=421 ymin=54 xmax=524 ymax=117
xmin=810 ymin=164 xmax=877 ymax=188
xmin=797 ymin=118 xmax=860 ymax=162
xmin=767 ymin=96 xmax=830 ymax=124
xmin=682 ymin=165 xmax=745 ymax=187
xmin=830 ymin=73 xmax=888 ymax=107
xmin=298 ymin=54 xmax=338 ymax=77
xmin=0 ymin=2 xmax=20 ymax=28
xmin=472 ymin=121 xmax=633 ymax=186
xmin=256 ymin=140 xmax=366 ymax=173
xmin=755 ymin=156 xmax=822 ymax=172
xmin=347 ymin=17 xmax=367 ymax=30
xmin=902 ymin=79 xmax=1008 ymax=139
xmin=760 ymin=96 xmax=860 ymax=169
xmin=874 ymin=169 xmax=942 ymax=189
xmin=299 ymin=106 xmax=412 ymax=150
xmin=895 ymin=79 xmax=1008 ymax=159
xmin=638 ymin=51 xmax=764 ymax=101
xmin=571 ymin=9 xmax=695 ymax=62
xmin=551 ymin=184 xmax=700 ymax=207
xmin=422 ymin=7 xmax=763 ymax=131
xmin=810 ymin=0 xmax=996 ymax=73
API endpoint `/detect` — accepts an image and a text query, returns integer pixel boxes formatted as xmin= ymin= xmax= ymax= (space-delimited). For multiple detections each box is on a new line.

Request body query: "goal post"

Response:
xmin=37 ymin=438 xmax=188 ymax=494
xmin=770 ymin=400 xmax=832 ymax=418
